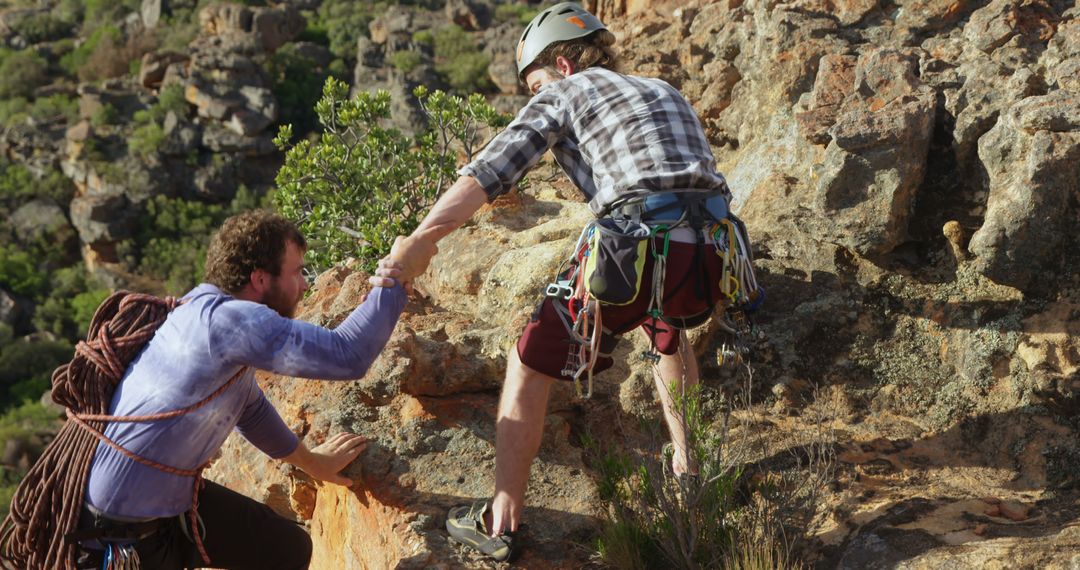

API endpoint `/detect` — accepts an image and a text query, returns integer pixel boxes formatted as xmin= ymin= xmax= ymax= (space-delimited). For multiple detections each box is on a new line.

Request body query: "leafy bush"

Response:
xmin=59 ymin=25 xmax=121 ymax=77
xmin=315 ymin=0 xmax=387 ymax=62
xmin=0 ymin=50 xmax=49 ymax=100
xmin=127 ymin=84 xmax=188 ymax=157
xmin=0 ymin=338 xmax=72 ymax=408
xmin=0 ymin=246 xmax=48 ymax=299
xmin=83 ymin=0 xmax=142 ymax=26
xmin=390 ymin=50 xmax=423 ymax=73
xmin=129 ymin=123 xmax=165 ymax=158
xmin=31 ymin=265 xmax=108 ymax=341
xmin=0 ymin=162 xmax=75 ymax=206
xmin=90 ymin=103 xmax=119 ymax=128
xmin=274 ymin=78 xmax=508 ymax=273
xmin=432 ymin=25 xmax=492 ymax=94
xmin=263 ymin=43 xmax=330 ymax=138
xmin=10 ymin=13 xmax=73 ymax=44
xmin=119 ymin=190 xmax=262 ymax=295
xmin=0 ymin=95 xmax=79 ymax=128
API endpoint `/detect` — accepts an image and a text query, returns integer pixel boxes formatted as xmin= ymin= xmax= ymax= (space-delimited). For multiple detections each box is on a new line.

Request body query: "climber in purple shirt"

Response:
xmin=73 ymin=210 xmax=437 ymax=570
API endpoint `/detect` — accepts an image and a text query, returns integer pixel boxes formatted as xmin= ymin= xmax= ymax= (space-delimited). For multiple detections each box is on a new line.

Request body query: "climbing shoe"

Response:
xmin=446 ymin=501 xmax=516 ymax=562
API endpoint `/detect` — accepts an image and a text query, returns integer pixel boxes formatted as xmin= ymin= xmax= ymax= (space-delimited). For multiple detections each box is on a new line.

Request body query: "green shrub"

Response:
xmin=10 ymin=13 xmax=73 ymax=44
xmin=76 ymin=28 xmax=157 ymax=82
xmin=127 ymin=84 xmax=188 ymax=157
xmin=390 ymin=50 xmax=423 ymax=74
xmin=316 ymin=0 xmax=386 ymax=62
xmin=129 ymin=123 xmax=165 ymax=157
xmin=263 ymin=43 xmax=329 ymax=138
xmin=90 ymin=103 xmax=119 ymax=128
xmin=119 ymin=191 xmax=260 ymax=295
xmin=274 ymin=78 xmax=509 ymax=273
xmin=412 ymin=29 xmax=434 ymax=46
xmin=32 ymin=265 xmax=109 ymax=341
xmin=59 ymin=25 xmax=121 ymax=77
xmin=0 ymin=338 xmax=72 ymax=408
xmin=0 ymin=95 xmax=79 ymax=128
xmin=432 ymin=25 xmax=492 ymax=94
xmin=0 ymin=50 xmax=49 ymax=100
xmin=0 ymin=245 xmax=48 ymax=299
xmin=0 ymin=162 xmax=75 ymax=205
xmin=84 ymin=0 xmax=141 ymax=25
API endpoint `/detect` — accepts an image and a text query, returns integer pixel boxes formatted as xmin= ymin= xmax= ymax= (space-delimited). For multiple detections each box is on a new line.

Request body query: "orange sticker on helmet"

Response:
xmin=567 ymin=16 xmax=587 ymax=28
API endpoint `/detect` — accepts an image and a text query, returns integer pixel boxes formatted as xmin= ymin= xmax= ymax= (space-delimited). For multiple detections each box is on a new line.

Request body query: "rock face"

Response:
xmin=206 ymin=2 xmax=1080 ymax=569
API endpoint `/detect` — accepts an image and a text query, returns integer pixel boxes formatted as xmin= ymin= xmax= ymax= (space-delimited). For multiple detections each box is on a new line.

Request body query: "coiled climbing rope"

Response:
xmin=0 ymin=292 xmax=243 ymax=569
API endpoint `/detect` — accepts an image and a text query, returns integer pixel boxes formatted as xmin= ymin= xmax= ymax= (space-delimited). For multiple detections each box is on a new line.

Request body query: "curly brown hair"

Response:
xmin=203 ymin=210 xmax=307 ymax=294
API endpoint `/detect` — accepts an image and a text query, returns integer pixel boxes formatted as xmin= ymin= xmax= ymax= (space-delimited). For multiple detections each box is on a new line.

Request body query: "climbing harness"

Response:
xmin=544 ymin=192 xmax=764 ymax=397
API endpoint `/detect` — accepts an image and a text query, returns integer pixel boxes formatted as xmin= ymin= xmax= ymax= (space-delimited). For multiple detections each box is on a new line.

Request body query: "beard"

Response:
xmin=263 ymin=280 xmax=300 ymax=318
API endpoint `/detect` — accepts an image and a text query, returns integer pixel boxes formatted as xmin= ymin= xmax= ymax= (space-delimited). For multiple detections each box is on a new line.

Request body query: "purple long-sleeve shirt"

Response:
xmin=85 ymin=282 xmax=407 ymax=519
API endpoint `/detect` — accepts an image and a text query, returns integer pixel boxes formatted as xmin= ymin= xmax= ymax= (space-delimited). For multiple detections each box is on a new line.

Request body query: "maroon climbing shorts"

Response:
xmin=517 ymin=237 xmax=726 ymax=380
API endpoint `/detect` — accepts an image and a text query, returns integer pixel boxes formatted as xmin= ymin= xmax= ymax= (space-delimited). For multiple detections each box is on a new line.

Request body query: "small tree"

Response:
xmin=273 ymin=77 xmax=508 ymax=274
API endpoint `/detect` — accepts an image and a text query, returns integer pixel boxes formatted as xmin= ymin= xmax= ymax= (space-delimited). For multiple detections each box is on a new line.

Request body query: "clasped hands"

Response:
xmin=367 ymin=233 xmax=438 ymax=290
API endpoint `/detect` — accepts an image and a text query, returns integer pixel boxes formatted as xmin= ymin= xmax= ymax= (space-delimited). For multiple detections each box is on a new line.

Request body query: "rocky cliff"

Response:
xmin=196 ymin=1 xmax=1080 ymax=568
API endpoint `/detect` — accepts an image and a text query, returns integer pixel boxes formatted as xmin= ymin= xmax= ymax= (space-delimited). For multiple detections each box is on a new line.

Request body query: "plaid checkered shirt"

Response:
xmin=460 ymin=67 xmax=730 ymax=216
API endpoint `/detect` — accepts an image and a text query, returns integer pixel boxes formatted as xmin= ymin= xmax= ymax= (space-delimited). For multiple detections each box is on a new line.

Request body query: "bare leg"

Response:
xmin=487 ymin=348 xmax=556 ymax=536
xmin=646 ymin=330 xmax=700 ymax=476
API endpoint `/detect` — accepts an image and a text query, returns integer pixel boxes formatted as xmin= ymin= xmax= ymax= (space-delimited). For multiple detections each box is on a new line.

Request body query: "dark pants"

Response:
xmin=76 ymin=481 xmax=312 ymax=570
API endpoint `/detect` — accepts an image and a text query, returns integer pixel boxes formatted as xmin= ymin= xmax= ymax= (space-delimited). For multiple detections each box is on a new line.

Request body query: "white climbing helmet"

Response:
xmin=515 ymin=2 xmax=607 ymax=79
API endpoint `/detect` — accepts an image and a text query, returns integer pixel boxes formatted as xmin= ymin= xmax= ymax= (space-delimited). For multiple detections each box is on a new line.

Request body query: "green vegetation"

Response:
xmin=263 ymin=43 xmax=332 ymax=138
xmin=32 ymin=265 xmax=109 ymax=340
xmin=127 ymin=84 xmax=189 ymax=158
xmin=0 ymin=400 xmax=62 ymax=517
xmin=0 ymin=95 xmax=79 ymax=129
xmin=90 ymin=103 xmax=119 ymax=128
xmin=0 ymin=50 xmax=49 ymax=100
xmin=0 ymin=336 xmax=72 ymax=408
xmin=118 ymin=188 xmax=269 ymax=295
xmin=274 ymin=78 xmax=508 ymax=273
xmin=10 ymin=12 xmax=74 ymax=45
xmin=315 ymin=0 xmax=385 ymax=63
xmin=390 ymin=50 xmax=423 ymax=74
xmin=586 ymin=382 xmax=823 ymax=569
xmin=432 ymin=25 xmax=492 ymax=94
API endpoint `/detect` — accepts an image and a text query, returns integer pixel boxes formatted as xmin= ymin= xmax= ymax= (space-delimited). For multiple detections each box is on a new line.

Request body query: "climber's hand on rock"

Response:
xmin=286 ymin=433 xmax=369 ymax=487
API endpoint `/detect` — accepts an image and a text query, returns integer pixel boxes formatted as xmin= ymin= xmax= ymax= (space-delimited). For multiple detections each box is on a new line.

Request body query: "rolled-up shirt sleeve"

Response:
xmin=235 ymin=386 xmax=299 ymax=458
xmin=459 ymin=88 xmax=570 ymax=201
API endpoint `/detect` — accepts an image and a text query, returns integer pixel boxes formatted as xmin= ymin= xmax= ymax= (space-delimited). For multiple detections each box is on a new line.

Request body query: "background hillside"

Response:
xmin=0 ymin=0 xmax=1078 ymax=568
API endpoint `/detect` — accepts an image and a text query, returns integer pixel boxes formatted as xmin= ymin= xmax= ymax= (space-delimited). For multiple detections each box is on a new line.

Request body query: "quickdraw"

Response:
xmin=709 ymin=217 xmax=763 ymax=367
xmin=103 ymin=543 xmax=140 ymax=570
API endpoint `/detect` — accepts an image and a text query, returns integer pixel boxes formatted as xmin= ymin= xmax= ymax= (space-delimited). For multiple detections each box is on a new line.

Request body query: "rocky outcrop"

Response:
xmin=967 ymin=90 xmax=1080 ymax=292
xmin=203 ymin=2 xmax=1080 ymax=568
xmin=198 ymin=3 xmax=305 ymax=53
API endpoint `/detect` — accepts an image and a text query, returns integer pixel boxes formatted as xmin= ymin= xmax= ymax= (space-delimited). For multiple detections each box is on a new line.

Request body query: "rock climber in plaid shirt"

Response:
xmin=374 ymin=2 xmax=735 ymax=561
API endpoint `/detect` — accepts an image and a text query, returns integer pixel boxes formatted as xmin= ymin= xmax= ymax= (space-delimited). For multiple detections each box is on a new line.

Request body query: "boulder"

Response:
xmin=445 ymin=0 xmax=489 ymax=31
xmin=200 ymin=125 xmax=276 ymax=155
xmin=139 ymin=51 xmax=189 ymax=89
xmin=812 ymin=48 xmax=936 ymax=256
xmin=369 ymin=5 xmax=413 ymax=45
xmin=968 ymin=90 xmax=1080 ymax=293
xmin=11 ymin=199 xmax=70 ymax=245
xmin=69 ymin=193 xmax=133 ymax=244
xmin=198 ymin=3 xmax=305 ymax=52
